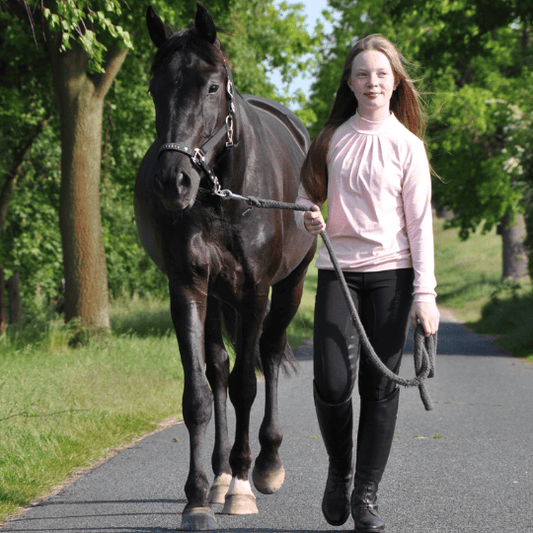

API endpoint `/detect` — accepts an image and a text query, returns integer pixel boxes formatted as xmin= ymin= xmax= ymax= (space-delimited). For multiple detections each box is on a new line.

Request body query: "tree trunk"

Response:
xmin=8 ymin=272 xmax=22 ymax=325
xmin=46 ymin=33 xmax=127 ymax=327
xmin=0 ymin=267 xmax=6 ymax=334
xmin=499 ymin=212 xmax=529 ymax=282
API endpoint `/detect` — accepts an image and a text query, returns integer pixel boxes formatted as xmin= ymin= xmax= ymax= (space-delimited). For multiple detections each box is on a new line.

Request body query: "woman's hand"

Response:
xmin=304 ymin=205 xmax=326 ymax=235
xmin=411 ymin=301 xmax=440 ymax=337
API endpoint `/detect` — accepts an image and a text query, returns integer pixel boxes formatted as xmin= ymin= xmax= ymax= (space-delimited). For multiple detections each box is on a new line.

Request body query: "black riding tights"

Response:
xmin=313 ymin=268 xmax=414 ymax=405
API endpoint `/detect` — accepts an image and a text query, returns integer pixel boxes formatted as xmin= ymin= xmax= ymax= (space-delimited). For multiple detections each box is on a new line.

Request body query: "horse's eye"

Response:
xmin=209 ymin=84 xmax=219 ymax=94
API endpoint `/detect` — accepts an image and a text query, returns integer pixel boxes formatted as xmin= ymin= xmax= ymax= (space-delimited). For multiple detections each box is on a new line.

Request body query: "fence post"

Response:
xmin=8 ymin=272 xmax=22 ymax=325
xmin=0 ymin=267 xmax=5 ymax=334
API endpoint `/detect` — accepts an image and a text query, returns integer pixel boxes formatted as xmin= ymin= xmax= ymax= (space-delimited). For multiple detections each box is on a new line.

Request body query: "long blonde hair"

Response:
xmin=301 ymin=34 xmax=426 ymax=204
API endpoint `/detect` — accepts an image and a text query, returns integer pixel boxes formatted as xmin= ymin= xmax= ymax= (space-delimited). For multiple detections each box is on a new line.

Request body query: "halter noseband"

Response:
xmin=157 ymin=62 xmax=236 ymax=197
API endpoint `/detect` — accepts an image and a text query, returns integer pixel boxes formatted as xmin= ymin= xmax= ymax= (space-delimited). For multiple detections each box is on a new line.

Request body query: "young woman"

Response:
xmin=297 ymin=35 xmax=439 ymax=532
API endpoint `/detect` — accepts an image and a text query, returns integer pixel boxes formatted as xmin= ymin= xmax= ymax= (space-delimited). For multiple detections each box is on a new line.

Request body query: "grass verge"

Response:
xmin=0 ymin=299 xmax=183 ymax=522
xmin=433 ymin=217 xmax=532 ymax=362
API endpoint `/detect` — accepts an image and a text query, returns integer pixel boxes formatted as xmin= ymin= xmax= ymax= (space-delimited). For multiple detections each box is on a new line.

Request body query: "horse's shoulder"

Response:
xmin=241 ymin=94 xmax=309 ymax=151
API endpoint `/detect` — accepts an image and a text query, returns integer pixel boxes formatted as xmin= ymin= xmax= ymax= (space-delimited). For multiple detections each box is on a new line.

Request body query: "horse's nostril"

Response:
xmin=176 ymin=172 xmax=191 ymax=194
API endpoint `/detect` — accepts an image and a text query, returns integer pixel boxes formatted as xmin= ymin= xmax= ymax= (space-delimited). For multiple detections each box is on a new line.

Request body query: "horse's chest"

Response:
xmin=167 ymin=215 xmax=271 ymax=304
xmin=178 ymin=231 xmax=247 ymax=295
xmin=209 ymin=246 xmax=246 ymax=294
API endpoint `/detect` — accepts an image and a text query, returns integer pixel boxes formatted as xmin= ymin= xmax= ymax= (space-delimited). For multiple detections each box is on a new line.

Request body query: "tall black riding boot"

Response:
xmin=314 ymin=382 xmax=354 ymax=526
xmin=351 ymin=387 xmax=400 ymax=532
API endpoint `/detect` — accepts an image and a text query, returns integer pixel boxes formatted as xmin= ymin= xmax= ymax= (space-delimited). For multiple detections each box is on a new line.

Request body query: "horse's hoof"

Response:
xmin=222 ymin=493 xmax=258 ymax=515
xmin=252 ymin=464 xmax=285 ymax=494
xmin=180 ymin=507 xmax=217 ymax=530
xmin=221 ymin=478 xmax=259 ymax=515
xmin=209 ymin=473 xmax=232 ymax=504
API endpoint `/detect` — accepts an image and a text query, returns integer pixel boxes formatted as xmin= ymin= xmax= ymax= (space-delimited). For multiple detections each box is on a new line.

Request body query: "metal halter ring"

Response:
xmin=192 ymin=148 xmax=206 ymax=167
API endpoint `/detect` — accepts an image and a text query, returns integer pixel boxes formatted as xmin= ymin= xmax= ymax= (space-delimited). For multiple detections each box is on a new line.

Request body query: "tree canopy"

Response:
xmin=303 ymin=0 xmax=533 ymax=279
xmin=4 ymin=0 xmax=531 ymax=322
xmin=0 ymin=0 xmax=322 ymax=322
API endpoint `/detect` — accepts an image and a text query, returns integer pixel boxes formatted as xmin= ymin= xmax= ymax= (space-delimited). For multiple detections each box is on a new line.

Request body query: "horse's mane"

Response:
xmin=150 ymin=22 xmax=228 ymax=76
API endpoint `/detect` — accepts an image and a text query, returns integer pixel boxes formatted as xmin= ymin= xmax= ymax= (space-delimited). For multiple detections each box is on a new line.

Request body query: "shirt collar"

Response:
xmin=350 ymin=111 xmax=396 ymax=134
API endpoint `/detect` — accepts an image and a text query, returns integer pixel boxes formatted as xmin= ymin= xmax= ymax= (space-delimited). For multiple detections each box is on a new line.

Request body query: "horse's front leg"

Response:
xmin=221 ymin=292 xmax=268 ymax=515
xmin=204 ymin=298 xmax=232 ymax=504
xmin=169 ymin=282 xmax=216 ymax=530
xmin=253 ymin=252 xmax=313 ymax=495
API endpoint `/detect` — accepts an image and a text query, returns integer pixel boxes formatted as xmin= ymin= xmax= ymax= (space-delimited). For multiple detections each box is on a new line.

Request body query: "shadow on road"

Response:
xmin=405 ymin=320 xmax=511 ymax=357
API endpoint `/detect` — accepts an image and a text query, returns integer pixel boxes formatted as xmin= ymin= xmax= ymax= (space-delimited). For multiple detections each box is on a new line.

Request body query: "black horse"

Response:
xmin=135 ymin=2 xmax=316 ymax=529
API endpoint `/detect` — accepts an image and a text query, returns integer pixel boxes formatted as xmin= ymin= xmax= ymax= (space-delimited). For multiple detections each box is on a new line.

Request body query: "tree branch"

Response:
xmin=2 ymin=0 xmax=43 ymax=38
xmin=93 ymin=43 xmax=129 ymax=99
xmin=0 ymin=114 xmax=54 ymax=241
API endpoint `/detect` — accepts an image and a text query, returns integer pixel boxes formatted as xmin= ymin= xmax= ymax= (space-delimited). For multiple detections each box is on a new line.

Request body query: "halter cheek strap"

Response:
xmin=157 ymin=62 xmax=236 ymax=196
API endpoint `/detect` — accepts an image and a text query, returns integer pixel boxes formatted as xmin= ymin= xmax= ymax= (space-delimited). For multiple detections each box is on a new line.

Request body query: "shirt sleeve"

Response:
xmin=295 ymin=184 xmax=316 ymax=233
xmin=401 ymin=140 xmax=437 ymax=303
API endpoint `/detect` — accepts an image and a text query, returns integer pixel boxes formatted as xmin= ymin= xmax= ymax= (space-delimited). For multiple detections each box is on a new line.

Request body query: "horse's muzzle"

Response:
xmin=154 ymin=170 xmax=196 ymax=211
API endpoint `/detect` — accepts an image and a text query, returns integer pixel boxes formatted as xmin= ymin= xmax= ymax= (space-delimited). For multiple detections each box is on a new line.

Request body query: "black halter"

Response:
xmin=157 ymin=62 xmax=236 ymax=196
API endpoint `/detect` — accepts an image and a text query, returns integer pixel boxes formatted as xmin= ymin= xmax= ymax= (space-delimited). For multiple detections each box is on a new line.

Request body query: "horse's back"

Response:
xmin=242 ymin=94 xmax=309 ymax=153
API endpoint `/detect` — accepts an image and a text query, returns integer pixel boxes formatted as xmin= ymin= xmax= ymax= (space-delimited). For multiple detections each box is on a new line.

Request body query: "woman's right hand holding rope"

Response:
xmin=304 ymin=205 xmax=326 ymax=235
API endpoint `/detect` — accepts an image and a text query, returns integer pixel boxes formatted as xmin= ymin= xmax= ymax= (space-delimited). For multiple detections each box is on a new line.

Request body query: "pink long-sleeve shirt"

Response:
xmin=297 ymin=112 xmax=437 ymax=303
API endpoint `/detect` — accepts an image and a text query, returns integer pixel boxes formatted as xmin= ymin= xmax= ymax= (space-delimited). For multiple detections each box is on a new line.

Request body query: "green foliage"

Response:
xmin=432 ymin=89 xmax=527 ymax=239
xmin=0 ymin=124 xmax=64 ymax=315
xmin=42 ymin=0 xmax=134 ymax=73
xmin=0 ymin=9 xmax=52 ymax=126
xmin=0 ymin=114 xmax=167 ymax=318
xmin=0 ymin=6 xmax=55 ymax=223
xmin=100 ymin=179 xmax=168 ymax=300
xmin=215 ymin=0 xmax=322 ymax=107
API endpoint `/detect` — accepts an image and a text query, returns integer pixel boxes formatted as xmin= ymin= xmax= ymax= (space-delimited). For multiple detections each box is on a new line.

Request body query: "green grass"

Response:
xmin=433 ymin=217 xmax=504 ymax=321
xmin=286 ymin=263 xmax=317 ymax=349
xmin=473 ymin=292 xmax=533 ymax=359
xmin=0 ymin=299 xmax=183 ymax=522
xmin=433 ymin=217 xmax=533 ymax=362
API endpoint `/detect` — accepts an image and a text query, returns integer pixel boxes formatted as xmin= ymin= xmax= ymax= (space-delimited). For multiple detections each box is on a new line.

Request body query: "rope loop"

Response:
xmin=217 ymin=192 xmax=437 ymax=410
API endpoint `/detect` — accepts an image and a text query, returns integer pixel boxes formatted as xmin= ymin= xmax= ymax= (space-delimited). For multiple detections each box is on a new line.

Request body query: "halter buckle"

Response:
xmin=192 ymin=148 xmax=206 ymax=167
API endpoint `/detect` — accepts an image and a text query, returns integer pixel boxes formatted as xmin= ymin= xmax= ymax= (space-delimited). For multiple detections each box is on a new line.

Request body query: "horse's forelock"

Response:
xmin=150 ymin=25 xmax=228 ymax=77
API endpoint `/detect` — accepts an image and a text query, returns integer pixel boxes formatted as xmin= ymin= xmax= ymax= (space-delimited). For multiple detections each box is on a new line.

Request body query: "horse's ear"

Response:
xmin=146 ymin=5 xmax=173 ymax=48
xmin=195 ymin=2 xmax=217 ymax=44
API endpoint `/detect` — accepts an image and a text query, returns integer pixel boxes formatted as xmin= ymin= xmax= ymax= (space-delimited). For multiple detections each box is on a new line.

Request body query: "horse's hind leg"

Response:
xmin=252 ymin=253 xmax=312 ymax=495
xmin=204 ymin=298 xmax=232 ymax=504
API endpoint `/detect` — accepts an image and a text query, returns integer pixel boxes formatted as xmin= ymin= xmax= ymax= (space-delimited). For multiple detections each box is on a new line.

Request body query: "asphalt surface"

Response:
xmin=2 ymin=311 xmax=532 ymax=532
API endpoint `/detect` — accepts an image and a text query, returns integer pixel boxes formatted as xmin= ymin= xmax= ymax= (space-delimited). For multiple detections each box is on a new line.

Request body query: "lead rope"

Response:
xmin=219 ymin=191 xmax=437 ymax=411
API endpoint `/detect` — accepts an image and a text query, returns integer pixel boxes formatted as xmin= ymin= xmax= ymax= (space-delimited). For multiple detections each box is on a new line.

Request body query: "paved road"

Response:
xmin=2 ymin=312 xmax=532 ymax=532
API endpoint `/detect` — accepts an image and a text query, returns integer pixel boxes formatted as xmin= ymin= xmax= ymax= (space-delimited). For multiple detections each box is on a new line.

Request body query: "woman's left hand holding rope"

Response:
xmin=411 ymin=301 xmax=440 ymax=337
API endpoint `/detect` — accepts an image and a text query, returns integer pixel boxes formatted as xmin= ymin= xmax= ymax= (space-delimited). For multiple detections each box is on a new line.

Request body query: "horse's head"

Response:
xmin=147 ymin=2 xmax=235 ymax=211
